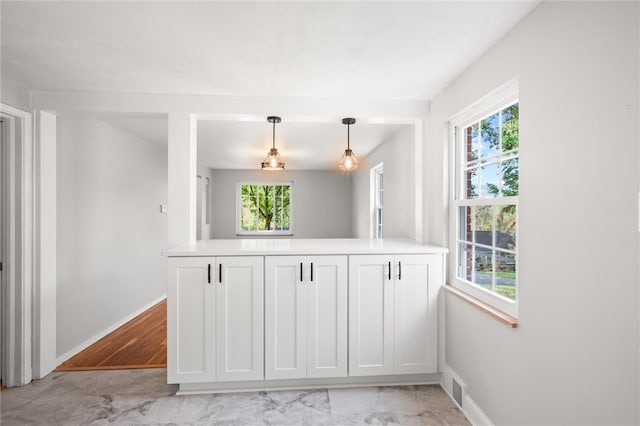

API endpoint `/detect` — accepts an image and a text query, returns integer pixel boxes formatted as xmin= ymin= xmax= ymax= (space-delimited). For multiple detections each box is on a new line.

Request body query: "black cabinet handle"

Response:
xmin=310 ymin=262 xmax=314 ymax=282
xmin=219 ymin=263 xmax=222 ymax=284
xmin=208 ymin=263 xmax=211 ymax=284
xmin=388 ymin=261 xmax=391 ymax=280
xmin=300 ymin=262 xmax=303 ymax=282
xmin=398 ymin=261 xmax=402 ymax=280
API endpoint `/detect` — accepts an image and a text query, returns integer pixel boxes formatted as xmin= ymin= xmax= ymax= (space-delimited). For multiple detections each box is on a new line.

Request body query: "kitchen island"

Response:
xmin=165 ymin=238 xmax=447 ymax=394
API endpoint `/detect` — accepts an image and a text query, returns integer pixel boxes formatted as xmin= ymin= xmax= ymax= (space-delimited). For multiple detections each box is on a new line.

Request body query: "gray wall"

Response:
xmin=352 ymin=125 xmax=414 ymax=239
xmin=425 ymin=2 xmax=639 ymax=424
xmin=56 ymin=116 xmax=168 ymax=358
xmin=1 ymin=73 xmax=30 ymax=110
xmin=209 ymin=169 xmax=352 ymax=238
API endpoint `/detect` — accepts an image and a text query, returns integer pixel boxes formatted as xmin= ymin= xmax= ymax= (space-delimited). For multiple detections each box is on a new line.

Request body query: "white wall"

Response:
xmin=56 ymin=116 xmax=168 ymax=359
xmin=425 ymin=2 xmax=639 ymax=424
xmin=352 ymin=125 xmax=414 ymax=239
xmin=209 ymin=169 xmax=352 ymax=238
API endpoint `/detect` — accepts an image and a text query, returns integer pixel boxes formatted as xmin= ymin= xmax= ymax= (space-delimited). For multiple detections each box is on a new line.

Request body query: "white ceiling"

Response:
xmin=1 ymin=1 xmax=538 ymax=169
xmin=94 ymin=114 xmax=408 ymax=170
xmin=197 ymin=119 xmax=408 ymax=170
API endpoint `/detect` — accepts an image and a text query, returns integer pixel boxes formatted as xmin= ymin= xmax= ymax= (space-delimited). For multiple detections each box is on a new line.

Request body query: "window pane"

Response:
xmin=459 ymin=206 xmax=472 ymax=242
xmin=464 ymin=124 xmax=479 ymax=163
xmin=473 ymin=205 xmax=493 ymax=247
xmin=458 ymin=242 xmax=473 ymax=282
xmin=495 ymin=250 xmax=516 ymax=300
xmin=480 ymin=112 xmax=499 ymax=158
xmin=241 ymin=185 xmax=258 ymax=231
xmin=501 ymin=103 xmax=519 ymax=152
xmin=240 ymin=183 xmax=291 ymax=233
xmin=495 ymin=205 xmax=516 ymax=250
xmin=274 ymin=185 xmax=282 ymax=231
xmin=282 ymin=185 xmax=290 ymax=230
xmin=473 ymin=244 xmax=493 ymax=292
xmin=501 ymin=158 xmax=519 ymax=197
xmin=464 ymin=167 xmax=478 ymax=199
xmin=480 ymin=162 xmax=500 ymax=197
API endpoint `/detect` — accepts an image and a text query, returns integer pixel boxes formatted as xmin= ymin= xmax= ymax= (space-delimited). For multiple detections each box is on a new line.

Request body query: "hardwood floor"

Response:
xmin=56 ymin=300 xmax=167 ymax=371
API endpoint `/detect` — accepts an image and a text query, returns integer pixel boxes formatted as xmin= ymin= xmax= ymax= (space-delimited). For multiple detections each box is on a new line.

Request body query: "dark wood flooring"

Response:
xmin=55 ymin=300 xmax=167 ymax=371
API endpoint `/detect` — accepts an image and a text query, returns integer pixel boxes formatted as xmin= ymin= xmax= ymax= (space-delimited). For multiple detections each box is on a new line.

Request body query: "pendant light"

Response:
xmin=338 ymin=117 xmax=359 ymax=172
xmin=261 ymin=116 xmax=285 ymax=170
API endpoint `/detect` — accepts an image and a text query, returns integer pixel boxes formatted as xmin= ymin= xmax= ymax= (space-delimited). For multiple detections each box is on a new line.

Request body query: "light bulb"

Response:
xmin=338 ymin=148 xmax=359 ymax=172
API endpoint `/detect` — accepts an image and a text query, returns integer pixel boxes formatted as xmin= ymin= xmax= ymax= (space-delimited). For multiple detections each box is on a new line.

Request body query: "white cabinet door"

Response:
xmin=215 ymin=256 xmax=264 ymax=382
xmin=167 ymin=257 xmax=215 ymax=384
xmin=265 ymin=256 xmax=307 ymax=380
xmin=348 ymin=255 xmax=394 ymax=376
xmin=307 ymin=256 xmax=347 ymax=378
xmin=393 ymin=254 xmax=440 ymax=375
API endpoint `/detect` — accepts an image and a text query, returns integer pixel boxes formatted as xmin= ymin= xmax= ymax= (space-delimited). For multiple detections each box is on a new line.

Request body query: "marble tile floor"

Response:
xmin=0 ymin=368 xmax=470 ymax=425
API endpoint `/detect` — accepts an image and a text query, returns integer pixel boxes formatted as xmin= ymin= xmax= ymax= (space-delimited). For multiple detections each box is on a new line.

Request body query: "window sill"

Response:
xmin=445 ymin=285 xmax=518 ymax=328
xmin=236 ymin=233 xmax=294 ymax=237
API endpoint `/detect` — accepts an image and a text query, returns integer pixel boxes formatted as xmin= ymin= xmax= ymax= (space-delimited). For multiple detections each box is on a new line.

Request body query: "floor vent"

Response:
xmin=452 ymin=378 xmax=463 ymax=407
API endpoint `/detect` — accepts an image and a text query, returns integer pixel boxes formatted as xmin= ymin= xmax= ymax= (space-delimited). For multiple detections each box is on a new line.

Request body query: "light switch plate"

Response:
xmin=160 ymin=204 xmax=167 ymax=213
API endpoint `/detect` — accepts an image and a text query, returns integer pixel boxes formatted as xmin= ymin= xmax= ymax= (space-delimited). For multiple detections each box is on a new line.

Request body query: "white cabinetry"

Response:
xmin=349 ymin=254 xmax=440 ymax=376
xmin=265 ymin=255 xmax=347 ymax=380
xmin=167 ymin=257 xmax=215 ymax=384
xmin=168 ymin=256 xmax=263 ymax=384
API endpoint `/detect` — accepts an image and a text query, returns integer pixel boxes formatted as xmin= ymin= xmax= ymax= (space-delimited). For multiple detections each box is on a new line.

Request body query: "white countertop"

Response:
xmin=164 ymin=238 xmax=448 ymax=257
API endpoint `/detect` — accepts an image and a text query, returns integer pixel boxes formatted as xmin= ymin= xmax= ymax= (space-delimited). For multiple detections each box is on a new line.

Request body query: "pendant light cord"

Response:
xmin=347 ymin=123 xmax=350 ymax=150
xmin=272 ymin=120 xmax=276 ymax=149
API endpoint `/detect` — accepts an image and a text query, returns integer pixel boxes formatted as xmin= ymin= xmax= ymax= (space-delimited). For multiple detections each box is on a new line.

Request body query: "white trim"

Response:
xmin=178 ymin=373 xmax=441 ymax=395
xmin=441 ymin=364 xmax=494 ymax=426
xmin=370 ymin=162 xmax=384 ymax=239
xmin=449 ymin=78 xmax=519 ymax=128
xmin=55 ymin=294 xmax=167 ymax=366
xmin=0 ymin=103 xmax=34 ymax=387
xmin=236 ymin=181 xmax=294 ymax=236
xmin=447 ymin=80 xmax=520 ymax=317
xmin=463 ymin=395 xmax=495 ymax=426
xmin=413 ymin=118 xmax=424 ymax=243
xmin=32 ymin=110 xmax=57 ymax=379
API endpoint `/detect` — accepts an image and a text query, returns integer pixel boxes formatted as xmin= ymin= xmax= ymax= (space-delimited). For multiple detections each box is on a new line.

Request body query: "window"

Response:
xmin=238 ymin=182 xmax=292 ymax=235
xmin=450 ymin=83 xmax=519 ymax=315
xmin=371 ymin=163 xmax=384 ymax=239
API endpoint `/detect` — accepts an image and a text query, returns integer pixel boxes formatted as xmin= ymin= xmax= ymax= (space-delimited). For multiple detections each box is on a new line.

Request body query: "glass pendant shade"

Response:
xmin=261 ymin=116 xmax=285 ymax=170
xmin=261 ymin=147 xmax=285 ymax=170
xmin=338 ymin=117 xmax=359 ymax=172
xmin=338 ymin=148 xmax=359 ymax=171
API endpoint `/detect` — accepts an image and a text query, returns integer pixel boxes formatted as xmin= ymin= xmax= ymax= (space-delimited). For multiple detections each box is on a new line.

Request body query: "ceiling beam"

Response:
xmin=31 ymin=91 xmax=429 ymax=123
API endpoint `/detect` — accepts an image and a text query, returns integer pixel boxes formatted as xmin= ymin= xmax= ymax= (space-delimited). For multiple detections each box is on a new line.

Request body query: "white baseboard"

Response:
xmin=440 ymin=363 xmax=494 ymax=426
xmin=55 ymin=294 xmax=167 ymax=366
xmin=463 ymin=394 xmax=494 ymax=426
xmin=178 ymin=373 xmax=442 ymax=395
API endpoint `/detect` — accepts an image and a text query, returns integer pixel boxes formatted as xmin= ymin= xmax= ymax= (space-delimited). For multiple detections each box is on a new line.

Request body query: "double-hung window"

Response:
xmin=450 ymin=83 xmax=519 ymax=315
xmin=237 ymin=182 xmax=292 ymax=235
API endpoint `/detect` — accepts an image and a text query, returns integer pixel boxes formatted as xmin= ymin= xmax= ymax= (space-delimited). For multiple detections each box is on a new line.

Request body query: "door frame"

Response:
xmin=0 ymin=103 xmax=34 ymax=387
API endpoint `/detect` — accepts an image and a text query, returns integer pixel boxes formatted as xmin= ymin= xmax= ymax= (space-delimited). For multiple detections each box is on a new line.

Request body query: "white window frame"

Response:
xmin=370 ymin=162 xmax=384 ymax=239
xmin=449 ymin=79 xmax=519 ymax=317
xmin=236 ymin=181 xmax=293 ymax=236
